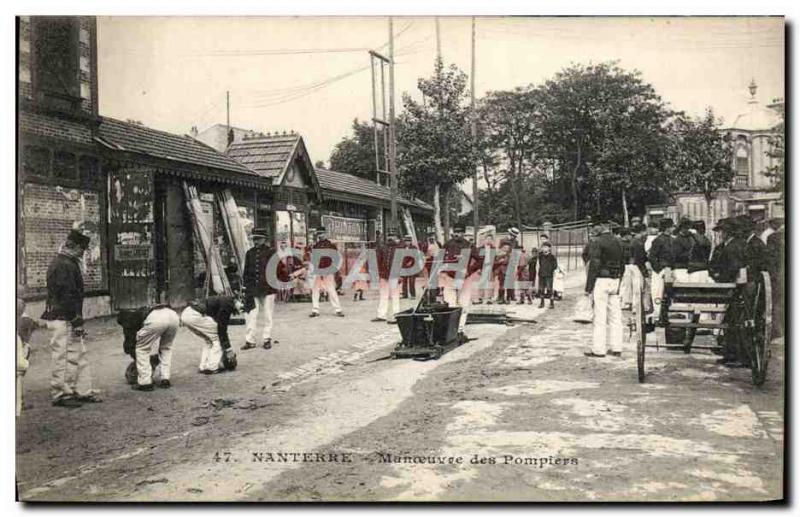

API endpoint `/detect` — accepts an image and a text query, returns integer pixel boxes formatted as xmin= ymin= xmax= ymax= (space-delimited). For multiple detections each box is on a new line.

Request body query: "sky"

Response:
xmin=96 ymin=16 xmax=784 ymax=165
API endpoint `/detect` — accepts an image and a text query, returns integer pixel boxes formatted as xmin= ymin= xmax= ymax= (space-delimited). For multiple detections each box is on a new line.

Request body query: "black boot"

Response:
xmin=539 ymin=299 xmax=545 ymax=308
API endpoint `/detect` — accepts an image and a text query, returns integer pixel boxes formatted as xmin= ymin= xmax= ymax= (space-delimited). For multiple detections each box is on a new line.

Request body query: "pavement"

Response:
xmin=16 ymin=278 xmax=784 ymax=502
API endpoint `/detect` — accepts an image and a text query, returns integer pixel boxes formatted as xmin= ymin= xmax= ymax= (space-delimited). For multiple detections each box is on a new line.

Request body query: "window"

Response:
xmin=22 ymin=146 xmax=50 ymax=178
xmin=78 ymin=155 xmax=99 ymax=181
xmin=53 ymin=151 xmax=78 ymax=180
xmin=32 ymin=17 xmax=80 ymax=110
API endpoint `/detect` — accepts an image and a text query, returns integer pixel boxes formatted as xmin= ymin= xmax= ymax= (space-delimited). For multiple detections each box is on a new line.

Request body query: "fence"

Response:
xmin=521 ymin=220 xmax=591 ymax=272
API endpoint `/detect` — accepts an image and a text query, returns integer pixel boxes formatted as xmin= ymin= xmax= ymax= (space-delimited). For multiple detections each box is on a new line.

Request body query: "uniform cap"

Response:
xmin=712 ymin=217 xmax=730 ymax=232
xmin=678 ymin=218 xmax=694 ymax=231
xmin=658 ymin=218 xmax=674 ymax=231
xmin=66 ymin=229 xmax=90 ymax=249
xmin=453 ymin=224 xmax=466 ymax=232
xmin=508 ymin=227 xmax=521 ymax=237
xmin=252 ymin=228 xmax=269 ymax=239
xmin=315 ymin=227 xmax=328 ymax=234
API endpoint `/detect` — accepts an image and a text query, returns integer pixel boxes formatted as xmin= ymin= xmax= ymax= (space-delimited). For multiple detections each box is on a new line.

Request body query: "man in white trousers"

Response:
xmin=242 ymin=228 xmax=288 ymax=350
xmin=42 ymin=229 xmax=102 ymax=407
xmin=308 ymin=227 xmax=345 ymax=318
xmin=438 ymin=224 xmax=480 ymax=336
xmin=181 ymin=295 xmax=241 ymax=374
xmin=585 ymin=225 xmax=624 ymax=358
xmin=373 ymin=228 xmax=402 ymax=323
xmin=131 ymin=305 xmax=180 ymax=390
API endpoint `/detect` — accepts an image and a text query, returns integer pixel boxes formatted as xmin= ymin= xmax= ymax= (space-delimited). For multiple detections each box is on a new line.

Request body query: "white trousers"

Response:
xmin=651 ymin=270 xmax=666 ymax=306
xmin=619 ymin=264 xmax=637 ymax=307
xmin=180 ymin=307 xmax=223 ymax=372
xmin=377 ymin=278 xmax=401 ymax=320
xmin=441 ymin=274 xmax=475 ymax=332
xmin=591 ymin=278 xmax=623 ymax=355
xmin=48 ymin=320 xmax=93 ymax=402
xmin=135 ymin=308 xmax=179 ymax=385
xmin=311 ymin=274 xmax=342 ymax=313
xmin=246 ymin=294 xmax=275 ymax=345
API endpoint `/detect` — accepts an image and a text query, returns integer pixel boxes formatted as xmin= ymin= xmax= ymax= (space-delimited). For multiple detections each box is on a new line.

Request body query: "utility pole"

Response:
xmin=435 ymin=17 xmax=442 ymax=61
xmin=226 ymin=90 xmax=232 ymax=147
xmin=470 ymin=17 xmax=479 ymax=243
xmin=388 ymin=17 xmax=398 ymax=230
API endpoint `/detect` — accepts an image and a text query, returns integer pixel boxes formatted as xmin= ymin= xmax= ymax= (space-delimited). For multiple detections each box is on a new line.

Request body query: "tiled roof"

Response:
xmin=315 ymin=168 xmax=433 ymax=211
xmin=97 ymin=117 xmax=255 ymax=176
xmin=226 ymin=134 xmax=300 ymax=179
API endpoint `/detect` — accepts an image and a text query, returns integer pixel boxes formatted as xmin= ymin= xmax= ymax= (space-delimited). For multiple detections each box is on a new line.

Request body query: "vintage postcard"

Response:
xmin=15 ymin=15 xmax=785 ymax=502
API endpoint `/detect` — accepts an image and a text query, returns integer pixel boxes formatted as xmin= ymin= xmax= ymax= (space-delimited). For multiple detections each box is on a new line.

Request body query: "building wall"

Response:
xmin=21 ymin=183 xmax=104 ymax=292
xmin=18 ymin=16 xmax=97 ymax=116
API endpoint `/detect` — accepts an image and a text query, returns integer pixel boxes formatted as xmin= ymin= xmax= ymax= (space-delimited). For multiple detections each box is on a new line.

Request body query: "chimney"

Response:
xmin=190 ymin=126 xmax=198 ymax=138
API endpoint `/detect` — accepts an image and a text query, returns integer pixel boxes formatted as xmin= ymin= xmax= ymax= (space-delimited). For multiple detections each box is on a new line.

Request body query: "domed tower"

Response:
xmin=721 ymin=79 xmax=782 ymax=190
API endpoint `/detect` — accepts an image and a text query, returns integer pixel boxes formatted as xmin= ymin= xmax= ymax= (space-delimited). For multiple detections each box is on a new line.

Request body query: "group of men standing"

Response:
xmin=583 ymin=213 xmax=784 ymax=363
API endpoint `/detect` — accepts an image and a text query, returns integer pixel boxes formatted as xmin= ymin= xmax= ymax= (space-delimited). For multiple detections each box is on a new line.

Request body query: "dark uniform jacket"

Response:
xmin=743 ymin=234 xmax=768 ymax=281
xmin=630 ymin=237 xmax=648 ymax=275
xmin=43 ymin=252 xmax=84 ymax=323
xmin=537 ymin=253 xmax=558 ymax=279
xmin=688 ymin=233 xmax=712 ymax=273
xmin=585 ymin=233 xmax=623 ymax=292
xmin=243 ymin=244 xmax=288 ymax=299
xmin=766 ymin=229 xmax=784 ymax=281
xmin=311 ymin=238 xmax=339 ymax=271
xmin=401 ymin=243 xmax=421 ymax=277
xmin=648 ymin=233 xmax=675 ymax=273
xmin=709 ymin=238 xmax=745 ymax=283
xmin=376 ymin=241 xmax=401 ymax=280
xmin=672 ymin=234 xmax=694 ymax=269
xmin=442 ymin=237 xmax=480 ymax=278
xmin=190 ymin=296 xmax=237 ymax=350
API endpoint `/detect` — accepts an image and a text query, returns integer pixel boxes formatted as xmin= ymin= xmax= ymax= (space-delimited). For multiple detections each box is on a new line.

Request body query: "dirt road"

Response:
xmin=16 ymin=287 xmax=784 ymax=502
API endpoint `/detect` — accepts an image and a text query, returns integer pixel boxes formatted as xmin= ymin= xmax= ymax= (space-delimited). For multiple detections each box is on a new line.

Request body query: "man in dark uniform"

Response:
xmin=736 ymin=214 xmax=768 ymax=281
xmin=438 ymin=224 xmax=481 ymax=334
xmin=181 ymin=295 xmax=242 ymax=374
xmin=709 ymin=217 xmax=749 ymax=365
xmin=242 ymin=228 xmax=288 ymax=350
xmin=688 ymin=220 xmax=712 ymax=282
xmin=373 ymin=228 xmax=403 ymax=323
xmin=43 ymin=229 xmax=103 ymax=407
xmin=647 ymin=218 xmax=675 ymax=307
xmin=672 ymin=218 xmax=696 ymax=282
xmin=400 ymin=234 xmax=419 ymax=299
xmin=309 ymin=227 xmax=345 ymax=318
xmin=765 ymin=218 xmax=784 ymax=338
xmin=585 ymin=224 xmax=624 ymax=357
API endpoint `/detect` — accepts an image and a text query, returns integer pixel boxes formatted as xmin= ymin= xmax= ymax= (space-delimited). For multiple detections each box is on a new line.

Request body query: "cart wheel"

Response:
xmin=747 ymin=272 xmax=772 ymax=386
xmin=634 ymin=274 xmax=647 ymax=383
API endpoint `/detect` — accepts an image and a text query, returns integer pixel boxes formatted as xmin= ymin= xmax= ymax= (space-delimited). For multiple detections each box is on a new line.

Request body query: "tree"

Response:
xmin=537 ymin=62 xmax=674 ymax=222
xmin=397 ymin=59 xmax=476 ymax=241
xmin=328 ymin=119 xmax=385 ymax=180
xmin=664 ymin=109 xmax=733 ymax=229
xmin=477 ymin=87 xmax=543 ymax=229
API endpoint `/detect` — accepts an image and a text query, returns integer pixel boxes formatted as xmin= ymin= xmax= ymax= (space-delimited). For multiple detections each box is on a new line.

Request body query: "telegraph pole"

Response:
xmin=226 ymin=90 xmax=230 ymax=130
xmin=435 ymin=17 xmax=442 ymax=61
xmin=388 ymin=17 xmax=398 ymax=230
xmin=470 ymin=17 xmax=479 ymax=242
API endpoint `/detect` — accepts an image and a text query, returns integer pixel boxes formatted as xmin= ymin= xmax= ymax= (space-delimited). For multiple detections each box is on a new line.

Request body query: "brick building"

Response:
xmin=17 ymin=16 xmax=107 ymax=317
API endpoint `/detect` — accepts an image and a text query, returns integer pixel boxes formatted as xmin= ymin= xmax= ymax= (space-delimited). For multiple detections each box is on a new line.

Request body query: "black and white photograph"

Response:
xmin=13 ymin=10 xmax=786 ymax=503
